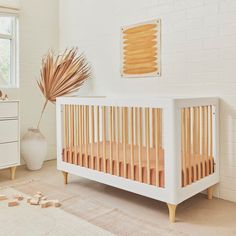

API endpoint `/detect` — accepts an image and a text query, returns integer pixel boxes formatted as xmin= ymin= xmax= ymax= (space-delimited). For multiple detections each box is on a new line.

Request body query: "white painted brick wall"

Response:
xmin=59 ymin=0 xmax=236 ymax=203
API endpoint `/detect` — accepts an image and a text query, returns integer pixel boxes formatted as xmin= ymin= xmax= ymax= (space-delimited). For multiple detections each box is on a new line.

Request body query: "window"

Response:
xmin=0 ymin=14 xmax=18 ymax=87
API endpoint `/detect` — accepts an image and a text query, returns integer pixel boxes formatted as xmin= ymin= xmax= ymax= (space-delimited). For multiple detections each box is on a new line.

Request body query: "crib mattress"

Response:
xmin=62 ymin=142 xmax=214 ymax=188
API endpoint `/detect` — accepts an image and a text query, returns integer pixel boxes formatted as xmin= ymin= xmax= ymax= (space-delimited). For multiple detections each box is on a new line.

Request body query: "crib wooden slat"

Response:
xmin=69 ymin=105 xmax=73 ymax=164
xmin=192 ymin=107 xmax=197 ymax=182
xmin=184 ymin=108 xmax=188 ymax=184
xmin=81 ymin=105 xmax=84 ymax=166
xmin=138 ymin=107 xmax=143 ymax=182
xmin=112 ymin=107 xmax=116 ymax=173
xmin=83 ymin=106 xmax=85 ymax=149
xmin=189 ymin=108 xmax=192 ymax=183
xmin=66 ymin=105 xmax=69 ymax=162
xmin=109 ymin=107 xmax=113 ymax=174
xmin=190 ymin=107 xmax=193 ymax=181
xmin=197 ymin=107 xmax=201 ymax=179
xmin=159 ymin=109 xmax=162 ymax=148
xmin=125 ymin=108 xmax=129 ymax=145
xmin=69 ymin=106 xmax=72 ymax=143
xmin=73 ymin=105 xmax=76 ymax=164
xmin=71 ymin=105 xmax=75 ymax=155
xmin=201 ymin=106 xmax=206 ymax=178
xmin=66 ymin=105 xmax=70 ymax=163
xmin=130 ymin=107 xmax=134 ymax=180
xmin=135 ymin=108 xmax=138 ymax=145
xmin=134 ymin=107 xmax=138 ymax=180
xmin=87 ymin=106 xmax=90 ymax=167
xmin=77 ymin=105 xmax=80 ymax=165
xmin=78 ymin=106 xmax=82 ymax=166
xmin=113 ymin=107 xmax=116 ymax=141
xmin=91 ymin=106 xmax=95 ymax=169
xmin=74 ymin=105 xmax=78 ymax=165
xmin=186 ymin=108 xmax=192 ymax=184
xmin=97 ymin=106 xmax=100 ymax=171
xmin=145 ymin=108 xmax=150 ymax=185
xmin=205 ymin=106 xmax=209 ymax=176
xmin=122 ymin=107 xmax=127 ymax=178
xmin=116 ymin=107 xmax=120 ymax=176
xmin=69 ymin=105 xmax=72 ymax=164
xmin=152 ymin=108 xmax=155 ymax=149
xmin=103 ymin=106 xmax=107 ymax=172
xmin=85 ymin=106 xmax=88 ymax=167
xmin=69 ymin=105 xmax=72 ymax=163
xmin=73 ymin=105 xmax=76 ymax=165
xmin=209 ymin=105 xmax=213 ymax=174
xmin=181 ymin=109 xmax=187 ymax=186
xmin=63 ymin=105 xmax=68 ymax=162
xmin=155 ymin=108 xmax=160 ymax=187
xmin=193 ymin=107 xmax=198 ymax=180
xmin=82 ymin=105 xmax=85 ymax=166
xmin=63 ymin=105 xmax=65 ymax=161
xmin=191 ymin=108 xmax=194 ymax=181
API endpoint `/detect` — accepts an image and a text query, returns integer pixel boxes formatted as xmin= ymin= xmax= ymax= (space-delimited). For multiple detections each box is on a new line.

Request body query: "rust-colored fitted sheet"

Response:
xmin=62 ymin=142 xmax=214 ymax=188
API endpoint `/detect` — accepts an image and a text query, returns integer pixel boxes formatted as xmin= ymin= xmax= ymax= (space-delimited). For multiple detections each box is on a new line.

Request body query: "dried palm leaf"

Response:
xmin=37 ymin=48 xmax=92 ymax=128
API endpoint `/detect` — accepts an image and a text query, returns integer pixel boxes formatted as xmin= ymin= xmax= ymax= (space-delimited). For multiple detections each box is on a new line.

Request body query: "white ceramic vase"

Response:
xmin=21 ymin=128 xmax=47 ymax=170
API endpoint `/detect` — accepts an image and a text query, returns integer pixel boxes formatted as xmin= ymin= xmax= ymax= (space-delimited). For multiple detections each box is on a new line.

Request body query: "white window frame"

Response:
xmin=0 ymin=12 xmax=19 ymax=88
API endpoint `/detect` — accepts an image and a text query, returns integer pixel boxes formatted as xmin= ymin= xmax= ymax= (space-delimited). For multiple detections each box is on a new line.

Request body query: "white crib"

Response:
xmin=56 ymin=96 xmax=219 ymax=222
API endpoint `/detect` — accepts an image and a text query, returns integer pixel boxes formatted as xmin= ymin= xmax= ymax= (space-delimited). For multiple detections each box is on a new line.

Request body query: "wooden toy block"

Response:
xmin=27 ymin=197 xmax=31 ymax=203
xmin=33 ymin=194 xmax=42 ymax=199
xmin=30 ymin=198 xmax=40 ymax=205
xmin=40 ymin=200 xmax=61 ymax=208
xmin=14 ymin=194 xmax=24 ymax=201
xmin=8 ymin=200 xmax=19 ymax=207
xmin=51 ymin=200 xmax=61 ymax=208
xmin=0 ymin=195 xmax=7 ymax=201
xmin=40 ymin=200 xmax=51 ymax=208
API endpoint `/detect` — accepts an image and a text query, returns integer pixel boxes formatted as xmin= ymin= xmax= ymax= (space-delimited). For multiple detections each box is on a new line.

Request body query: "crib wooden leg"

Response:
xmin=62 ymin=171 xmax=68 ymax=185
xmin=167 ymin=203 xmax=177 ymax=223
xmin=10 ymin=166 xmax=16 ymax=180
xmin=207 ymin=186 xmax=213 ymax=200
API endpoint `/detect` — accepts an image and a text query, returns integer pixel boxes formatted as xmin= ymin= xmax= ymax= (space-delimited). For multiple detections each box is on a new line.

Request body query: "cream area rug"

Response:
xmin=2 ymin=176 xmax=235 ymax=236
xmin=7 ymin=178 xmax=187 ymax=236
xmin=0 ymin=187 xmax=114 ymax=236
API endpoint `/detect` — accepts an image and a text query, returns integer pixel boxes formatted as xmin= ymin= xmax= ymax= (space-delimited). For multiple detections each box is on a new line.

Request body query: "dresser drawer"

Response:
xmin=0 ymin=142 xmax=19 ymax=168
xmin=0 ymin=120 xmax=18 ymax=143
xmin=0 ymin=102 xmax=18 ymax=119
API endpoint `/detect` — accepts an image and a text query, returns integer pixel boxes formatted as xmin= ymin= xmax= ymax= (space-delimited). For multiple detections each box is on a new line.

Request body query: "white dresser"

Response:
xmin=0 ymin=100 xmax=20 ymax=180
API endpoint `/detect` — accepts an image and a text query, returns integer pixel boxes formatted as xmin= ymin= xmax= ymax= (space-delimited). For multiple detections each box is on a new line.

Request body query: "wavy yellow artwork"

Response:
xmin=121 ymin=19 xmax=161 ymax=77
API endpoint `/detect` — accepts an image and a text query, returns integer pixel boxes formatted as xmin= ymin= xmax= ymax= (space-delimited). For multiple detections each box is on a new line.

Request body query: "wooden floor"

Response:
xmin=1 ymin=160 xmax=236 ymax=236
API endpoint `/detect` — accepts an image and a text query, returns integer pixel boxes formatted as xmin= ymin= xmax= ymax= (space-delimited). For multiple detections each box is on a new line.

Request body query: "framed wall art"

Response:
xmin=121 ymin=19 xmax=161 ymax=78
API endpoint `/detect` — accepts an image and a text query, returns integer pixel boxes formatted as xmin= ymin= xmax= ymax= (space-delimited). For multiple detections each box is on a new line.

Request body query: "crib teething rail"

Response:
xmin=57 ymin=97 xmax=219 ymax=222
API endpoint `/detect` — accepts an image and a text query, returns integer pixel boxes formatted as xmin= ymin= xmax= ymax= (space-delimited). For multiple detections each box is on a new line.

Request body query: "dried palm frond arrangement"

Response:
xmin=37 ymin=48 xmax=92 ymax=129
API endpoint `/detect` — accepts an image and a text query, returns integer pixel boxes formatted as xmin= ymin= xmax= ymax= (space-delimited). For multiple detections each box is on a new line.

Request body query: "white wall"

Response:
xmin=59 ymin=0 xmax=236 ymax=203
xmin=1 ymin=0 xmax=58 ymax=160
